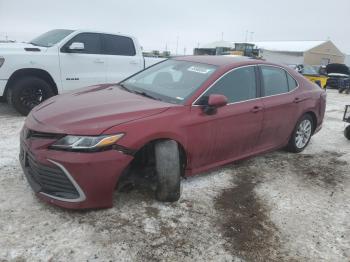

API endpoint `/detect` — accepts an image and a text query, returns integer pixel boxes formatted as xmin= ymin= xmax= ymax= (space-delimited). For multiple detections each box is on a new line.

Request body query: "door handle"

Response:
xmin=130 ymin=60 xmax=139 ymax=65
xmin=250 ymin=106 xmax=263 ymax=113
xmin=94 ymin=59 xmax=104 ymax=64
xmin=294 ymin=97 xmax=306 ymax=103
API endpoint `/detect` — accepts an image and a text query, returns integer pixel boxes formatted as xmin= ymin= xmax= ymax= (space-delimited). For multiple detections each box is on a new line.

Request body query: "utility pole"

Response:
xmin=176 ymin=36 xmax=179 ymax=56
xmin=250 ymin=32 xmax=254 ymax=41
xmin=221 ymin=32 xmax=224 ymax=41
xmin=184 ymin=47 xmax=186 ymax=55
xmin=245 ymin=30 xmax=248 ymax=42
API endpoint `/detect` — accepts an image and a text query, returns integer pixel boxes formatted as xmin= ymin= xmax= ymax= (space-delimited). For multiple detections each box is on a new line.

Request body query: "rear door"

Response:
xmin=101 ymin=34 xmax=143 ymax=83
xmin=59 ymin=33 xmax=107 ymax=92
xmin=255 ymin=65 xmax=300 ymax=151
xmin=188 ymin=66 xmax=264 ymax=171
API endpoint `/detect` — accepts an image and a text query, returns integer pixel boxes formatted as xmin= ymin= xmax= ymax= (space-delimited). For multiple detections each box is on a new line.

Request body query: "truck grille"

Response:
xmin=26 ymin=152 xmax=79 ymax=199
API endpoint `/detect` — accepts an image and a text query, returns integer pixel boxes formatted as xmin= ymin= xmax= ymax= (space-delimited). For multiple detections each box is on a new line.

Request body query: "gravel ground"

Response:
xmin=0 ymin=90 xmax=349 ymax=261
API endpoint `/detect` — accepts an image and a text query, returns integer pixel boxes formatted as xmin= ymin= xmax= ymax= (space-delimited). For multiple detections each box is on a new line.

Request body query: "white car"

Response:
xmin=0 ymin=29 xmax=164 ymax=115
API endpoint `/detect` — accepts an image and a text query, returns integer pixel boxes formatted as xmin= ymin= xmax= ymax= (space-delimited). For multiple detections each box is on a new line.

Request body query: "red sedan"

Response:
xmin=20 ymin=56 xmax=326 ymax=209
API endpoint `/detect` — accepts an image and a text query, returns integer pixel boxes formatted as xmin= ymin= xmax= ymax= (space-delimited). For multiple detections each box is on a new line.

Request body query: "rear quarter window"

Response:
xmin=286 ymin=72 xmax=298 ymax=91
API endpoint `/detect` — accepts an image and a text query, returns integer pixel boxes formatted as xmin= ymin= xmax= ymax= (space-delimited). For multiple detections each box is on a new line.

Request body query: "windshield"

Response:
xmin=30 ymin=29 xmax=74 ymax=47
xmin=121 ymin=60 xmax=217 ymax=104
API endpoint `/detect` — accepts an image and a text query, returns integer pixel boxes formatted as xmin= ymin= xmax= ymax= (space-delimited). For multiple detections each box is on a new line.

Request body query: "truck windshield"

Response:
xmin=121 ymin=60 xmax=217 ymax=104
xmin=30 ymin=29 xmax=74 ymax=47
xmin=302 ymin=65 xmax=318 ymax=75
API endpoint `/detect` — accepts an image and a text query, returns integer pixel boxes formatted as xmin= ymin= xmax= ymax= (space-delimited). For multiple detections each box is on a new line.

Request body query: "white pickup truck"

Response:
xmin=0 ymin=29 xmax=164 ymax=115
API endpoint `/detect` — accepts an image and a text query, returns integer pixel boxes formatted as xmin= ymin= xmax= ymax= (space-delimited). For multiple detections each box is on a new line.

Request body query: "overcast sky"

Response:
xmin=1 ymin=0 xmax=350 ymax=54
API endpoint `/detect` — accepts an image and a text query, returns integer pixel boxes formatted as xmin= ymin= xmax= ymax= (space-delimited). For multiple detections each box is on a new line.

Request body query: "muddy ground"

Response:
xmin=0 ymin=90 xmax=349 ymax=261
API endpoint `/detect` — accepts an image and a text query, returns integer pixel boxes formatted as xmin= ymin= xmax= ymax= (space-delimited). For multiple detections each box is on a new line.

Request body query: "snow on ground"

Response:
xmin=0 ymin=90 xmax=349 ymax=261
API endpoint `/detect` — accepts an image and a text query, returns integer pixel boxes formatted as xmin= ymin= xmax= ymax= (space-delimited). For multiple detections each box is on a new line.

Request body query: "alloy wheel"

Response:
xmin=19 ymin=86 xmax=45 ymax=110
xmin=295 ymin=119 xmax=312 ymax=149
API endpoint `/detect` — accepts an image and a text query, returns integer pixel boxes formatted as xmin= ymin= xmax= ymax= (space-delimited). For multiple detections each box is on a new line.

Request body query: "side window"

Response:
xmin=199 ymin=66 xmax=257 ymax=104
xmin=63 ymin=33 xmax=101 ymax=54
xmin=286 ymin=73 xmax=298 ymax=91
xmin=102 ymin=34 xmax=136 ymax=56
xmin=261 ymin=66 xmax=289 ymax=96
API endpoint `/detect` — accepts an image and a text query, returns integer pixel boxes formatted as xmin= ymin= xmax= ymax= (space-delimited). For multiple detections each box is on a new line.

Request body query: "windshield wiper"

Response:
xmin=119 ymin=84 xmax=131 ymax=92
xmin=133 ymin=90 xmax=161 ymax=101
xmin=119 ymin=84 xmax=161 ymax=101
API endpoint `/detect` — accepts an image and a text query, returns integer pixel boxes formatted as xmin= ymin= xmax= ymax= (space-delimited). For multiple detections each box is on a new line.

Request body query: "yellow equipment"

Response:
xmin=295 ymin=64 xmax=328 ymax=88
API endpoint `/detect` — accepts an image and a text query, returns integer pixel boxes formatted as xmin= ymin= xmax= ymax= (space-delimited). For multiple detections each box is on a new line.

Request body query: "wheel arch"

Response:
xmin=4 ymin=68 xmax=58 ymax=98
xmin=135 ymin=138 xmax=188 ymax=170
xmin=304 ymin=111 xmax=318 ymax=134
xmin=120 ymin=137 xmax=188 ymax=181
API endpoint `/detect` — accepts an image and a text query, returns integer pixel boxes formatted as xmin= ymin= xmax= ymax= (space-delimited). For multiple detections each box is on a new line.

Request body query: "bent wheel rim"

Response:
xmin=295 ymin=119 xmax=312 ymax=149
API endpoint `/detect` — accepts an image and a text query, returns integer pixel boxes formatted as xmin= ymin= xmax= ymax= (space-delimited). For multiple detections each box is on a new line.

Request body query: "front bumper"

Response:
xmin=20 ymin=138 xmax=134 ymax=209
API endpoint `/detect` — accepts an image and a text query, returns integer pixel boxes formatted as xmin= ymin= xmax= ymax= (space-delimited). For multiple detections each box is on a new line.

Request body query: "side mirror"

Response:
xmin=208 ymin=94 xmax=228 ymax=107
xmin=68 ymin=42 xmax=85 ymax=51
xmin=203 ymin=94 xmax=228 ymax=115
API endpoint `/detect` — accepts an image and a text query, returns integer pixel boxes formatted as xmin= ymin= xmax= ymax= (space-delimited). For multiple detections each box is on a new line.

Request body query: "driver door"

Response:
xmin=187 ymin=66 xmax=264 ymax=173
xmin=59 ymin=33 xmax=107 ymax=92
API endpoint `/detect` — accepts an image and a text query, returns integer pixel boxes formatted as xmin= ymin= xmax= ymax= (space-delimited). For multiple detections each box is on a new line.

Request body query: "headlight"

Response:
xmin=0 ymin=57 xmax=4 ymax=68
xmin=50 ymin=134 xmax=124 ymax=152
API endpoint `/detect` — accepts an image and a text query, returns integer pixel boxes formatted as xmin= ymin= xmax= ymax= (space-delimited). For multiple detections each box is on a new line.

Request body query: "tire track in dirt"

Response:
xmin=214 ymin=150 xmax=348 ymax=261
xmin=215 ymin=161 xmax=282 ymax=261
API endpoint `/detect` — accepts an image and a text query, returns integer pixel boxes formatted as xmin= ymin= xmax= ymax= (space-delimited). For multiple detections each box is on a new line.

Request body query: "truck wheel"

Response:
xmin=155 ymin=140 xmax=181 ymax=202
xmin=339 ymin=88 xmax=344 ymax=94
xmin=286 ymin=114 xmax=314 ymax=153
xmin=7 ymin=77 xmax=55 ymax=116
xmin=345 ymin=126 xmax=350 ymax=140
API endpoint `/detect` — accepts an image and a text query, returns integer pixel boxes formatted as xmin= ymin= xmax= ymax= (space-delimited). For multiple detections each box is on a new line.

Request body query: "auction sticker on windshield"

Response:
xmin=187 ymin=66 xmax=214 ymax=74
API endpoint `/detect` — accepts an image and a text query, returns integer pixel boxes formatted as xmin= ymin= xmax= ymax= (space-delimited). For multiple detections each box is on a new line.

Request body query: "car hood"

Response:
xmin=27 ymin=84 xmax=172 ymax=135
xmin=0 ymin=42 xmax=46 ymax=53
xmin=326 ymin=63 xmax=350 ymax=76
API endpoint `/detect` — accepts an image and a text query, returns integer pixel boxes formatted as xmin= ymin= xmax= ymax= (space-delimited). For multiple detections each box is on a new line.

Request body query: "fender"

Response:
xmin=5 ymin=68 xmax=59 ymax=96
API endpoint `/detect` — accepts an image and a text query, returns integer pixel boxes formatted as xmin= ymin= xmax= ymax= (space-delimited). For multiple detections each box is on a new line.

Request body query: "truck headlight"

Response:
xmin=50 ymin=134 xmax=124 ymax=152
xmin=0 ymin=57 xmax=4 ymax=68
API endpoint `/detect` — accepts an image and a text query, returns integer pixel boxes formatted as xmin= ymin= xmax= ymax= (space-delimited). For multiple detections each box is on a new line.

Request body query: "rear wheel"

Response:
xmin=286 ymin=114 xmax=314 ymax=153
xmin=345 ymin=126 xmax=350 ymax=140
xmin=7 ymin=76 xmax=55 ymax=116
xmin=155 ymin=140 xmax=181 ymax=202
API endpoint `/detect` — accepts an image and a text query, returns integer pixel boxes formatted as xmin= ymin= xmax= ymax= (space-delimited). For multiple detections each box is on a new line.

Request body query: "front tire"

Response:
xmin=7 ymin=77 xmax=55 ymax=116
xmin=155 ymin=140 xmax=181 ymax=202
xmin=286 ymin=114 xmax=314 ymax=153
xmin=345 ymin=126 xmax=350 ymax=140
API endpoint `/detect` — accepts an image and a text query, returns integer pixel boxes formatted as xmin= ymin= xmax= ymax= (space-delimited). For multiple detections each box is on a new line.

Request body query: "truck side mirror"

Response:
xmin=68 ymin=42 xmax=85 ymax=51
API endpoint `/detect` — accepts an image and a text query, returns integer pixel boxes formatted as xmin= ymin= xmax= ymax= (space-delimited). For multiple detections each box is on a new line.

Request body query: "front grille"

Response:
xmin=26 ymin=152 xmax=79 ymax=199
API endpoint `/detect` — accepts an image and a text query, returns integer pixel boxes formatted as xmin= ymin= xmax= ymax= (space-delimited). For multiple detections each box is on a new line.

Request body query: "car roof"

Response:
xmin=173 ymin=55 xmax=254 ymax=66
xmin=173 ymin=55 xmax=258 ymax=67
xmin=173 ymin=56 xmax=294 ymax=73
